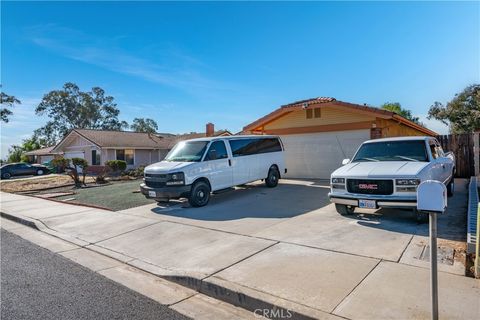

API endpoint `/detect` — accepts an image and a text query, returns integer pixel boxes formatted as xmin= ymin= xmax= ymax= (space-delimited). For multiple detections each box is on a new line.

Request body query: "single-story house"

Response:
xmin=174 ymin=123 xmax=232 ymax=142
xmin=242 ymin=97 xmax=437 ymax=179
xmin=24 ymin=146 xmax=63 ymax=164
xmin=51 ymin=129 xmax=175 ymax=169
xmin=45 ymin=123 xmax=231 ymax=169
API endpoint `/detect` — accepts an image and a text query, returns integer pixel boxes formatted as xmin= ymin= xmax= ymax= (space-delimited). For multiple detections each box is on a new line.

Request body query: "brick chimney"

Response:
xmin=206 ymin=123 xmax=214 ymax=137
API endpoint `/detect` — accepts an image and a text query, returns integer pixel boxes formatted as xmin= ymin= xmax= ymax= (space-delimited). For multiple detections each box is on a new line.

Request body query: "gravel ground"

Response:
xmin=0 ymin=230 xmax=189 ymax=320
xmin=55 ymin=180 xmax=155 ymax=211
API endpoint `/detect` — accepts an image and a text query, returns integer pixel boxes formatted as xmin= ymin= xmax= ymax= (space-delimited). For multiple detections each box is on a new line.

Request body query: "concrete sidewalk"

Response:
xmin=1 ymin=186 xmax=479 ymax=319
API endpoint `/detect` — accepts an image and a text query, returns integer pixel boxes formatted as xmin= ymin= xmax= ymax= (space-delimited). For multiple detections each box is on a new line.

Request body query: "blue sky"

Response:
xmin=1 ymin=1 xmax=479 ymax=157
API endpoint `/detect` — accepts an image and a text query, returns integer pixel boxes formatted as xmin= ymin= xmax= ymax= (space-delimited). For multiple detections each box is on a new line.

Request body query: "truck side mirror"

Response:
xmin=342 ymin=159 xmax=350 ymax=165
xmin=417 ymin=180 xmax=447 ymax=213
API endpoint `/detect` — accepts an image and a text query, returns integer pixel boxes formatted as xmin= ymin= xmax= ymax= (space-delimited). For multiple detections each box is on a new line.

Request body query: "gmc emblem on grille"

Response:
xmin=358 ymin=183 xmax=378 ymax=190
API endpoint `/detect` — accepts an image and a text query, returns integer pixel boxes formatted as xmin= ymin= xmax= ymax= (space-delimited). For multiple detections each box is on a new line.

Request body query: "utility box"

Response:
xmin=417 ymin=180 xmax=447 ymax=213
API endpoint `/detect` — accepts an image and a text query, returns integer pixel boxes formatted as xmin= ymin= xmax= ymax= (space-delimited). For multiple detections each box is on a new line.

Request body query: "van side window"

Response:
xmin=229 ymin=139 xmax=257 ymax=157
xmin=256 ymin=138 xmax=282 ymax=153
xmin=205 ymin=141 xmax=228 ymax=160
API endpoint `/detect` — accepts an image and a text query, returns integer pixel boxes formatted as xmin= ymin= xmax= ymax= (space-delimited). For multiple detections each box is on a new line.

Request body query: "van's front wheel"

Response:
xmin=189 ymin=181 xmax=211 ymax=207
xmin=265 ymin=167 xmax=280 ymax=188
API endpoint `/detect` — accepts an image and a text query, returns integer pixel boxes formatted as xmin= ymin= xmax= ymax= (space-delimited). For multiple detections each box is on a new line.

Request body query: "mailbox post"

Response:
xmin=417 ymin=180 xmax=447 ymax=320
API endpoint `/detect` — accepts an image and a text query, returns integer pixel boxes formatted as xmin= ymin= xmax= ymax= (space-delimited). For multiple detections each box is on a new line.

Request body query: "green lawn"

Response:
xmin=57 ymin=180 xmax=155 ymax=211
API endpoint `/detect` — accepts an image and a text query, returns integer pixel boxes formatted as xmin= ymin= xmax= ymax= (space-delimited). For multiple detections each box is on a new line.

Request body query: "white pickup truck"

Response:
xmin=329 ymin=136 xmax=455 ymax=221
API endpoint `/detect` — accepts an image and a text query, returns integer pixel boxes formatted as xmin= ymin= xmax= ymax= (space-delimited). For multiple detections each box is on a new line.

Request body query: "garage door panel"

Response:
xmin=281 ymin=130 xmax=369 ymax=179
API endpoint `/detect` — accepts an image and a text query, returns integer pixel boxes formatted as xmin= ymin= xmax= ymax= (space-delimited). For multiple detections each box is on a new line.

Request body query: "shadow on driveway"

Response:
xmin=346 ymin=179 xmax=468 ymax=242
xmin=150 ymin=179 xmax=331 ymax=221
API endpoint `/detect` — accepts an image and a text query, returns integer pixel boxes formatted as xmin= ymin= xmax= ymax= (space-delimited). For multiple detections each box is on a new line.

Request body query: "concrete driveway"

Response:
xmin=1 ymin=179 xmax=477 ymax=319
xmin=119 ymin=178 xmax=465 ymax=262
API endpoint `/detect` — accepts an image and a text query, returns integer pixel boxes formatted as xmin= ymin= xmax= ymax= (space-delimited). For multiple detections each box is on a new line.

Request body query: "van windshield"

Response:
xmin=164 ymin=141 xmax=208 ymax=162
xmin=352 ymin=140 xmax=428 ymax=162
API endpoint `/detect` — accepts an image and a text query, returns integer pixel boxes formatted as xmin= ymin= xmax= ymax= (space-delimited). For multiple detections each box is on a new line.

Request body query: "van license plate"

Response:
xmin=358 ymin=199 xmax=376 ymax=209
xmin=148 ymin=191 xmax=156 ymax=197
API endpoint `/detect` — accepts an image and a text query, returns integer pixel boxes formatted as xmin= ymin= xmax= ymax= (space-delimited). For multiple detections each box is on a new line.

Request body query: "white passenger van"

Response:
xmin=141 ymin=135 xmax=286 ymax=207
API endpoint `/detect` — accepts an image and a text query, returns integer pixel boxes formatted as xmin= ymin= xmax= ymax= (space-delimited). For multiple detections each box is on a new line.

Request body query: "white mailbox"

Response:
xmin=417 ymin=180 xmax=447 ymax=213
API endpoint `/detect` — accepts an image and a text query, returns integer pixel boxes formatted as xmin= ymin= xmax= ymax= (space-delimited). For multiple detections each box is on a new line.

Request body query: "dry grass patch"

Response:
xmin=0 ymin=175 xmax=96 ymax=193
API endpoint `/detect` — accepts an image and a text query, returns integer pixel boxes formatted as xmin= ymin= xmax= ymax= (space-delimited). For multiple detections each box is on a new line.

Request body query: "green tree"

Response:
xmin=6 ymin=135 xmax=46 ymax=163
xmin=130 ymin=118 xmax=158 ymax=133
xmin=1 ymin=91 xmax=21 ymax=123
xmin=381 ymin=102 xmax=421 ymax=124
xmin=428 ymin=84 xmax=480 ymax=133
xmin=7 ymin=146 xmax=24 ymax=163
xmin=70 ymin=157 xmax=89 ymax=186
xmin=35 ymin=82 xmax=129 ymax=144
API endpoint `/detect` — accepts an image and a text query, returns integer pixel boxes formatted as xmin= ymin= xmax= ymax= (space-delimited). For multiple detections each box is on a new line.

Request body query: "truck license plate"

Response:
xmin=148 ymin=191 xmax=156 ymax=197
xmin=358 ymin=199 xmax=376 ymax=209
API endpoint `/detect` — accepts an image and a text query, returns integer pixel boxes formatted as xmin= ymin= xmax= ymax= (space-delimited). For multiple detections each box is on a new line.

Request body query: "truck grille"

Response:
xmin=347 ymin=179 xmax=393 ymax=195
xmin=145 ymin=180 xmax=166 ymax=188
xmin=145 ymin=173 xmax=167 ymax=178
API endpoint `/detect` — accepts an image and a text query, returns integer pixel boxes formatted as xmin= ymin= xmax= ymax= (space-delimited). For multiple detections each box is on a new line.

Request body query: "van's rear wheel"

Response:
xmin=335 ymin=204 xmax=354 ymax=215
xmin=265 ymin=167 xmax=280 ymax=188
xmin=189 ymin=181 xmax=210 ymax=207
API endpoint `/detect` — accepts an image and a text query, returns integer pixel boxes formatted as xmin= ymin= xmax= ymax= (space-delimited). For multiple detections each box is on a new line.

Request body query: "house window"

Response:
xmin=91 ymin=150 xmax=101 ymax=165
xmin=306 ymin=109 xmax=313 ymax=119
xmin=306 ymin=108 xmax=321 ymax=119
xmin=116 ymin=149 xmax=134 ymax=165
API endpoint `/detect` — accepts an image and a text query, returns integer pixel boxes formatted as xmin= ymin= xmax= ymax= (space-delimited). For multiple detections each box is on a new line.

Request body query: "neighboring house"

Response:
xmin=242 ymin=97 xmax=437 ymax=179
xmin=174 ymin=123 xmax=232 ymax=143
xmin=51 ymin=129 xmax=176 ymax=169
xmin=24 ymin=146 xmax=63 ymax=164
xmin=40 ymin=123 xmax=231 ymax=169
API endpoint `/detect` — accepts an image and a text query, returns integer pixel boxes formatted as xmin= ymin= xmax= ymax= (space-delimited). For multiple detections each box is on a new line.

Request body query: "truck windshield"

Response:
xmin=164 ymin=141 xmax=208 ymax=162
xmin=352 ymin=140 xmax=428 ymax=162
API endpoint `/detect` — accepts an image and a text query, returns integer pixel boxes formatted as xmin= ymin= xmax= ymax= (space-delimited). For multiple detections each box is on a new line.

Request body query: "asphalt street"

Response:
xmin=0 ymin=229 xmax=189 ymax=320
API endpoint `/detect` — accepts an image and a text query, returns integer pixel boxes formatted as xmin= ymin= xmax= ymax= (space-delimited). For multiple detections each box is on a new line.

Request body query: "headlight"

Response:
xmin=331 ymin=177 xmax=345 ymax=184
xmin=395 ymin=179 xmax=420 ymax=185
xmin=166 ymin=172 xmax=185 ymax=185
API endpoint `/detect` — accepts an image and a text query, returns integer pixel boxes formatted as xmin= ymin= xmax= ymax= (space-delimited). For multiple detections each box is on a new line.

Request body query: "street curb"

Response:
xmin=1 ymin=212 xmax=320 ymax=319
xmin=164 ymin=275 xmax=319 ymax=320
xmin=1 ymin=211 xmax=40 ymax=230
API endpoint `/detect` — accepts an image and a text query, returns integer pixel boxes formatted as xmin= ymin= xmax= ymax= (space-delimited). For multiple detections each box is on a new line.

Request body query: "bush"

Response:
xmin=67 ymin=157 xmax=89 ymax=187
xmin=123 ymin=165 xmax=145 ymax=178
xmin=105 ymin=160 xmax=127 ymax=173
xmin=52 ymin=157 xmax=70 ymax=173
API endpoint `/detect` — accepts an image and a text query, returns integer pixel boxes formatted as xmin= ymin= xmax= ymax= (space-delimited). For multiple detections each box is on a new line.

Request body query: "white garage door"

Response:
xmin=281 ymin=129 xmax=370 ymax=179
xmin=64 ymin=151 xmax=85 ymax=173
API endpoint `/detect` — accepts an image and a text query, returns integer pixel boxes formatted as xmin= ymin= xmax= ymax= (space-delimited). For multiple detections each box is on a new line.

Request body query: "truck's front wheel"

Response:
xmin=189 ymin=181 xmax=211 ymax=207
xmin=335 ymin=204 xmax=354 ymax=216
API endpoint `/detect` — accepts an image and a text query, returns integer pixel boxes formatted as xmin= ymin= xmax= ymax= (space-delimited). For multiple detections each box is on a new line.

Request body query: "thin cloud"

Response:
xmin=26 ymin=24 xmax=232 ymax=94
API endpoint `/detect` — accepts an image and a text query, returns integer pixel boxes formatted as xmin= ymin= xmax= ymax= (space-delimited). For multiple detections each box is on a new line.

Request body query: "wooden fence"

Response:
xmin=436 ymin=133 xmax=475 ymax=178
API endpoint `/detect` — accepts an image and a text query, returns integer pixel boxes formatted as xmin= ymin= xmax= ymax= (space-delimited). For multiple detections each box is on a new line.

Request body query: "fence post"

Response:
xmin=475 ymin=131 xmax=479 ymax=177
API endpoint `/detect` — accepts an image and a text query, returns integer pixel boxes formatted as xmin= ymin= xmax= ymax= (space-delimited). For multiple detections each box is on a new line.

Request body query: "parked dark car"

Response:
xmin=0 ymin=163 xmax=50 ymax=179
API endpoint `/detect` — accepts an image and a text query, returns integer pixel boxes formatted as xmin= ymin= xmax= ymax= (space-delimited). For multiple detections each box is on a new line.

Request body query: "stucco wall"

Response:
xmin=134 ymin=149 xmax=151 ymax=167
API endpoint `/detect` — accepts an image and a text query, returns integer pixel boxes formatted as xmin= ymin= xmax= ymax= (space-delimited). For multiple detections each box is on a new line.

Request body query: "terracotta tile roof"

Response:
xmin=73 ymin=129 xmax=176 ymax=149
xmin=24 ymin=146 xmax=62 ymax=156
xmin=281 ymin=97 xmax=336 ymax=108
xmin=242 ymin=97 xmax=437 ymax=136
